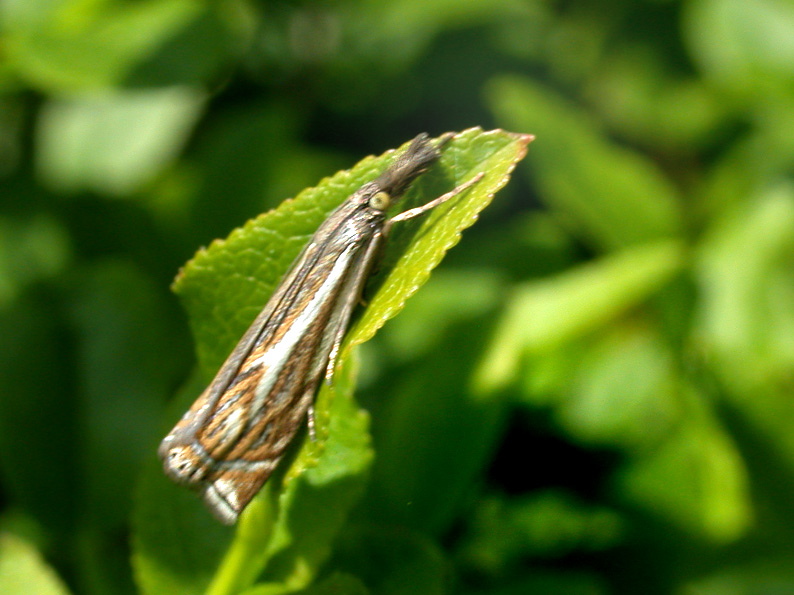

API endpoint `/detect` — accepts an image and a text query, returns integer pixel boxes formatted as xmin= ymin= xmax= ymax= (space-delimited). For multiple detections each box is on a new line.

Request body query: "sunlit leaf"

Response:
xmin=487 ymin=76 xmax=683 ymax=250
xmin=0 ymin=533 xmax=71 ymax=595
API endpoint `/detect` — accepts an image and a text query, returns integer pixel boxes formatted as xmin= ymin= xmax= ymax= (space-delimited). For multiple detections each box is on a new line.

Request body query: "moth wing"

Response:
xmin=197 ymin=231 xmax=385 ymax=523
xmin=160 ymin=236 xmax=328 ymax=450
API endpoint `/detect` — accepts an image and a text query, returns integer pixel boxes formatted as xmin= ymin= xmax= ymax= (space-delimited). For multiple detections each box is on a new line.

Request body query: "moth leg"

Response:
xmin=307 ymin=404 xmax=316 ymax=441
xmin=324 ymin=322 xmax=349 ymax=386
xmin=325 ymin=231 xmax=384 ymax=385
xmin=384 ymin=171 xmax=485 ymax=235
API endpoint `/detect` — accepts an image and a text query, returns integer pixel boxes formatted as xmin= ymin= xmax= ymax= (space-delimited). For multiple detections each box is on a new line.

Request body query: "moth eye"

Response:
xmin=369 ymin=191 xmax=391 ymax=211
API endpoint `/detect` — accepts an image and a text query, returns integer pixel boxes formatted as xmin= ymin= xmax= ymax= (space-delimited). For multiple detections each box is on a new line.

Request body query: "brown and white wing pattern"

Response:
xmin=159 ymin=200 xmax=386 ymax=524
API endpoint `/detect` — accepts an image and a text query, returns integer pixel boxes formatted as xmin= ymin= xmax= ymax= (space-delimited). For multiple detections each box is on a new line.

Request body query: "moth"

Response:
xmin=159 ymin=133 xmax=483 ymax=524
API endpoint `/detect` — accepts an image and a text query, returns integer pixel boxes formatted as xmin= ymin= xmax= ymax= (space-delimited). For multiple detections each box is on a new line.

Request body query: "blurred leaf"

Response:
xmin=0 ymin=295 xmax=78 ymax=533
xmin=133 ymin=372 xmax=234 ymax=595
xmin=361 ymin=274 xmax=508 ymax=535
xmin=680 ymin=557 xmax=794 ymax=595
xmin=694 ymin=182 xmax=794 ymax=480
xmin=73 ymin=528 xmax=136 ymax=595
xmin=556 ymin=323 xmax=682 ymax=451
xmin=173 ymin=104 xmax=342 ymax=245
xmin=36 ymin=87 xmax=206 ymax=196
xmin=350 ymin=0 xmax=524 ymax=64
xmin=696 ymin=183 xmax=794 ymax=370
xmin=456 ymin=490 xmax=623 ymax=575
xmin=296 ymin=573 xmax=368 ymax=595
xmin=482 ymin=1 xmax=550 ymax=63
xmin=487 ymin=76 xmax=683 ymax=250
xmin=68 ymin=261 xmax=189 ymax=529
xmin=330 ymin=525 xmax=447 ymax=595
xmin=1 ymin=0 xmax=246 ymax=92
xmin=699 ymin=104 xmax=794 ymax=217
xmin=442 ymin=211 xmax=578 ymax=283
xmin=517 ymin=341 xmax=586 ymax=407
xmin=376 ymin=268 xmax=503 ymax=364
xmin=685 ymin=0 xmax=794 ymax=100
xmin=615 ymin=386 xmax=752 ymax=542
xmin=9 ymin=0 xmax=794 ymax=591
xmin=475 ymin=240 xmax=685 ymax=393
xmin=242 ymin=572 xmax=368 ymax=595
xmin=0 ymin=98 xmax=25 ymax=174
xmin=542 ymin=3 xmax=615 ymax=86
xmin=0 ymin=213 xmax=71 ymax=308
xmin=255 ymin=0 xmax=527 ymax=109
xmin=460 ymin=571 xmax=606 ymax=595
xmin=586 ymin=47 xmax=729 ymax=152
xmin=695 ymin=182 xmax=794 ymax=392
xmin=0 ymin=532 xmax=71 ymax=595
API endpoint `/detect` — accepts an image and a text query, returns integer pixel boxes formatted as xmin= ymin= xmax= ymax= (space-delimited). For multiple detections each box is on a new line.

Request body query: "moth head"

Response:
xmin=369 ymin=133 xmax=441 ymax=202
xmin=162 ymin=444 xmax=206 ymax=484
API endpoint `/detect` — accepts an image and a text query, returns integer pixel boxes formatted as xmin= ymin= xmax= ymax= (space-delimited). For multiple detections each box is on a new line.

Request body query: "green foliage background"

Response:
xmin=1 ymin=0 xmax=793 ymax=594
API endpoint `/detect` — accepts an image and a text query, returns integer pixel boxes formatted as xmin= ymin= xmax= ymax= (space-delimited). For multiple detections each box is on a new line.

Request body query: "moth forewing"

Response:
xmin=157 ymin=233 xmax=328 ymax=477
xmin=160 ymin=133 xmax=483 ymax=524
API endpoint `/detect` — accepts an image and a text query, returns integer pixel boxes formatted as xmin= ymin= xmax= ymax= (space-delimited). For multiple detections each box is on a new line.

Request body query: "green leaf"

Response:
xmin=36 ymin=87 xmax=206 ymax=196
xmin=171 ymin=104 xmax=343 ymax=246
xmin=455 ymin=490 xmax=623 ymax=575
xmin=615 ymin=385 xmax=752 ymax=542
xmin=62 ymin=260 xmax=194 ymax=595
xmin=699 ymin=105 xmax=794 ymax=216
xmin=556 ymin=324 xmax=682 ymax=451
xmin=1 ymin=0 xmax=246 ymax=92
xmin=685 ymin=0 xmax=794 ymax=100
xmin=342 ymin=129 xmax=531 ymax=357
xmin=138 ymin=129 xmax=528 ymax=594
xmin=693 ymin=182 xmax=794 ymax=475
xmin=349 ymin=0 xmax=525 ymax=65
xmin=487 ymin=76 xmax=683 ymax=250
xmin=0 ymin=213 xmax=71 ymax=308
xmin=0 ymin=533 xmax=72 ymax=595
xmin=174 ymin=128 xmax=531 ymax=377
xmin=586 ymin=48 xmax=729 ymax=152
xmin=375 ymin=268 xmax=504 ymax=364
xmin=695 ymin=182 xmax=794 ymax=394
xmin=475 ymin=239 xmax=685 ymax=393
